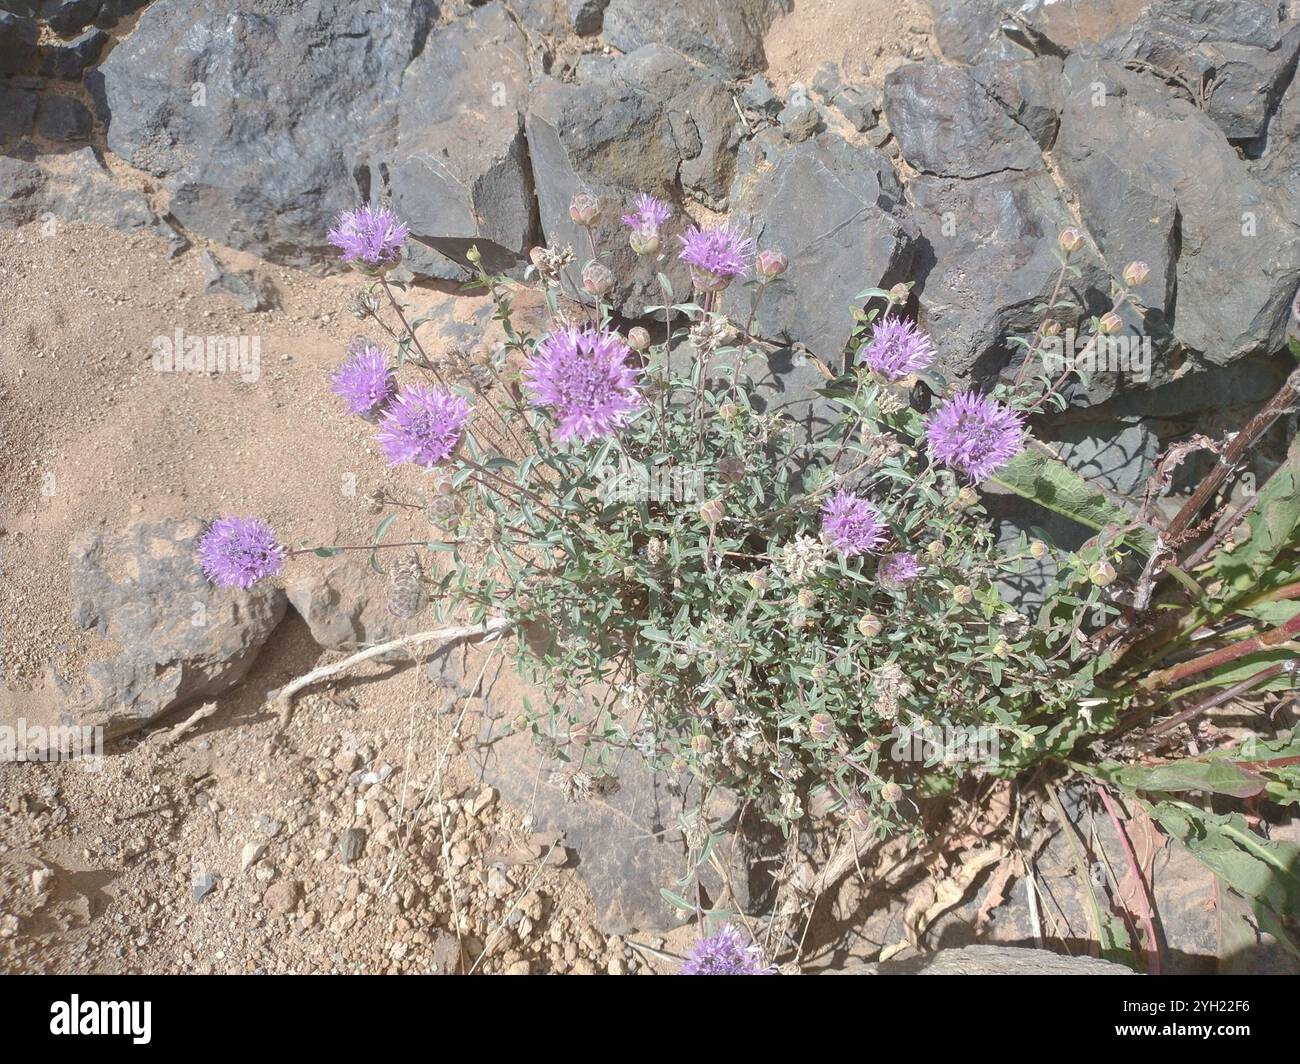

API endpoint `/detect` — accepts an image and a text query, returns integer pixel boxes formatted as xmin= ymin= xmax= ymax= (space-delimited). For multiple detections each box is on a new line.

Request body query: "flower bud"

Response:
xmin=888 ymin=281 xmax=911 ymax=305
xmin=747 ymin=570 xmax=768 ymax=593
xmin=880 ymin=781 xmax=903 ymax=803
xmin=1059 ymin=227 xmax=1085 ymax=253
xmin=671 ymin=757 xmax=687 ymax=774
xmin=810 ymin=664 xmax=829 ymax=682
xmin=719 ymin=455 xmax=745 ymax=483
xmin=582 ymin=261 xmax=614 ymax=297
xmin=809 ymin=712 xmax=834 ymax=740
xmin=699 ymin=498 xmax=726 ymax=526
xmin=717 ymin=401 xmax=739 ymax=420
xmin=1040 ymin=319 xmax=1062 ymax=337
xmin=466 ymin=244 xmax=481 ymax=265
xmin=1029 ymin=539 xmax=1049 ymax=560
xmin=622 ymin=565 xmax=636 ymax=582
xmin=955 ymin=485 xmax=978 ymax=509
xmin=627 ymin=326 xmax=651 ymax=352
xmin=529 ymin=246 xmax=548 ymax=268
xmin=796 ymin=588 xmax=816 ymax=610
xmin=691 ymin=733 xmax=712 ymax=755
xmin=1122 ymin=260 xmax=1150 ymax=287
xmin=993 ymin=638 xmax=1010 ymax=659
xmin=926 ymin=539 xmax=944 ymax=559
xmin=1098 ymin=311 xmax=1123 ymax=335
xmin=1089 ymin=560 xmax=1117 ymax=586
xmin=715 ymin=698 xmax=737 ymax=722
xmin=952 ymin=584 xmax=973 ymax=605
xmin=857 ymin=612 xmax=882 ymax=638
xmin=628 ymin=226 xmax=660 ymax=256
xmin=569 ymin=191 xmax=600 ymax=226
xmin=755 ymin=248 xmax=788 ymax=280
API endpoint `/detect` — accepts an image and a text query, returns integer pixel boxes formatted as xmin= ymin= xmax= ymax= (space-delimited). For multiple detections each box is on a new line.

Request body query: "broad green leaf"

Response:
xmin=1209 ymin=434 xmax=1300 ymax=604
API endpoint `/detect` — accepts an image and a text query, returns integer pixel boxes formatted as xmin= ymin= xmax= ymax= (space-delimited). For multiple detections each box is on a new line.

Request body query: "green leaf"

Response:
xmin=1209 ymin=434 xmax=1300 ymax=604
xmin=369 ymin=512 xmax=399 ymax=574
xmin=987 ymin=448 xmax=1152 ymax=554
xmin=1098 ymin=758 xmax=1267 ymax=799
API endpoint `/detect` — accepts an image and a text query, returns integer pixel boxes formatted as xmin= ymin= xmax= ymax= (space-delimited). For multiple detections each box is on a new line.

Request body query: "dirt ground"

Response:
xmin=0 ymin=1 xmax=936 ymax=974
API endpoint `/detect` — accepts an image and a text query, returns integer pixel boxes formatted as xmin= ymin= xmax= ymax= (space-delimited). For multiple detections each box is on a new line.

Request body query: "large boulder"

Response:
xmin=602 ymin=0 xmax=787 ymax=74
xmin=1054 ymin=55 xmax=1300 ymax=365
xmin=55 ymin=519 xmax=287 ymax=739
xmin=389 ymin=3 xmax=536 ymax=280
xmin=95 ymin=0 xmax=436 ymax=265
xmin=722 ymin=130 xmax=918 ymax=362
xmin=883 ymin=62 xmax=1045 ymax=178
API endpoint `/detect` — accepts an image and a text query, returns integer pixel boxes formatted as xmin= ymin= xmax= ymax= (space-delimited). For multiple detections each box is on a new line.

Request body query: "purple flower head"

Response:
xmin=199 ymin=516 xmax=284 ymax=590
xmin=327 ymin=205 xmax=409 ymax=269
xmin=881 ymin=551 xmax=920 ymax=586
xmin=678 ymin=223 xmax=754 ymax=292
xmin=375 ymin=384 xmax=473 ymax=469
xmin=680 ymin=925 xmax=774 ymax=975
xmin=861 ymin=315 xmax=936 ymax=381
xmin=331 ymin=343 xmax=394 ymax=416
xmin=821 ymin=490 xmax=886 ymax=557
xmin=621 ymin=193 xmax=671 ymax=233
xmin=926 ymin=391 xmax=1025 ymax=483
xmin=524 ymin=326 xmax=643 ymax=442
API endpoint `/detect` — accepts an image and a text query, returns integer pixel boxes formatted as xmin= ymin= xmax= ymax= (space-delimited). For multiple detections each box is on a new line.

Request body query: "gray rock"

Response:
xmin=907 ymin=168 xmax=1109 ymax=387
xmin=389 ymin=3 xmax=536 ymax=281
xmin=93 ymin=0 xmax=150 ymax=27
xmin=0 ymin=84 xmax=37 ymax=145
xmin=926 ymin=0 xmax=1149 ymax=63
xmin=723 ymin=132 xmax=918 ymax=362
xmin=883 ymin=62 xmax=1044 ymax=177
xmin=968 ymin=56 xmax=1064 ymax=149
xmin=338 ymin=827 xmax=367 ymax=863
xmin=43 ymin=0 xmax=101 ymax=37
xmin=284 ymin=552 xmax=429 ymax=651
xmin=35 ymin=94 xmax=91 ymax=140
xmin=777 ymin=101 xmax=822 ymax=141
xmin=569 ymin=0 xmax=607 ymax=35
xmin=56 ymin=519 xmax=287 ymax=739
xmin=1054 ymin=56 xmax=1300 ymax=364
xmin=505 ymin=0 xmax=569 ymax=34
xmin=39 ymin=25 xmax=106 ymax=79
xmin=836 ymin=944 xmax=1134 ymax=975
xmin=0 ymin=156 xmax=45 ymax=227
xmin=1052 ymin=419 xmax=1160 ymax=498
xmin=811 ymin=60 xmax=843 ymax=101
xmin=830 ymin=84 xmax=880 ymax=131
xmin=192 ymin=872 xmax=219 ymax=902
xmin=1252 ymin=56 xmax=1300 ymax=225
xmin=97 ymin=0 xmax=436 ymax=266
xmin=925 ymin=0 xmax=1030 ymax=65
xmin=602 ymin=0 xmax=787 ymax=74
xmin=199 ymin=249 xmax=277 ymax=313
xmin=0 ymin=12 xmax=39 ymax=76
xmin=740 ymin=74 xmax=780 ymax=116
xmin=1098 ymin=0 xmax=1300 ymax=142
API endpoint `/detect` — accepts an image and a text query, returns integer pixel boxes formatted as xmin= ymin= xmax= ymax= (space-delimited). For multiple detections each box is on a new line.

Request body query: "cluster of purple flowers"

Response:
xmin=331 ymin=343 xmax=394 ymax=416
xmin=926 ymin=391 xmax=1025 ymax=483
xmin=375 ymin=384 xmax=474 ymax=469
xmin=678 ymin=223 xmax=754 ymax=292
xmin=880 ymin=551 xmax=920 ymax=586
xmin=680 ymin=925 xmax=774 ymax=975
xmin=198 ymin=516 xmax=284 ymax=590
xmin=861 ymin=315 xmax=936 ymax=380
xmin=327 ymin=204 xmax=409 ymax=269
xmin=621 ymin=193 xmax=671 ymax=235
xmin=523 ymin=326 xmax=643 ymax=442
xmin=821 ymin=490 xmax=886 ymax=557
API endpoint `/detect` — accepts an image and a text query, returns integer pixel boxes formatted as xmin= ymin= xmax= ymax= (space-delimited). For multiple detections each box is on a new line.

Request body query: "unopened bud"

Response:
xmin=926 ymin=539 xmax=944 ymax=559
xmin=466 ymin=244 xmax=481 ymax=264
xmin=627 ymin=326 xmax=651 ymax=352
xmin=1089 ymin=560 xmax=1117 ymax=586
xmin=857 ymin=612 xmax=882 ymax=638
xmin=582 ymin=261 xmax=614 ymax=297
xmin=1098 ymin=311 xmax=1123 ymax=335
xmin=719 ymin=455 xmax=745 ymax=482
xmin=717 ymin=401 xmax=738 ymax=420
xmin=880 ymin=781 xmax=903 ymax=803
xmin=715 ymin=698 xmax=737 ymax=722
xmin=888 ymin=281 xmax=910 ymax=305
xmin=628 ymin=226 xmax=660 ymax=256
xmin=809 ymin=712 xmax=834 ymax=740
xmin=699 ymin=498 xmax=726 ymax=526
xmin=796 ymin=588 xmax=816 ymax=610
xmin=747 ymin=570 xmax=768 ymax=593
xmin=691 ymin=733 xmax=712 ymax=755
xmin=952 ymin=584 xmax=973 ymax=605
xmin=1030 ymin=540 xmax=1049 ymax=560
xmin=1059 ymin=227 xmax=1085 ymax=253
xmin=955 ymin=485 xmax=978 ymax=509
xmin=569 ymin=191 xmax=600 ymax=226
xmin=1122 ymin=260 xmax=1150 ymax=287
xmin=810 ymin=664 xmax=829 ymax=682
xmin=992 ymin=637 xmax=1010 ymax=659
xmin=755 ymin=248 xmax=789 ymax=280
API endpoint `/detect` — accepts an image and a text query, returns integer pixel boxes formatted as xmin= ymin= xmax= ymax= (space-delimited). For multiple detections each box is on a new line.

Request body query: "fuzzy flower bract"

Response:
xmin=678 ymin=223 xmax=754 ymax=291
xmin=821 ymin=490 xmax=886 ymax=556
xmin=375 ymin=385 xmax=473 ymax=469
xmin=199 ymin=516 xmax=284 ymax=589
xmin=331 ymin=343 xmax=394 ymax=416
xmin=680 ymin=925 xmax=773 ymax=975
xmin=523 ymin=326 xmax=643 ymax=442
xmin=861 ymin=316 xmax=936 ymax=380
xmin=925 ymin=391 xmax=1025 ymax=483
xmin=327 ymin=205 xmax=409 ymax=268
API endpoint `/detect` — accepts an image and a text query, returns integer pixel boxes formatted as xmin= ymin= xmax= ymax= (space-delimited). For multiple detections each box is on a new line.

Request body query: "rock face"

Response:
xmin=96 ymin=0 xmax=436 ymax=264
xmin=57 ymin=519 xmax=287 ymax=739
xmin=723 ymin=131 xmax=917 ymax=362
xmin=284 ymin=554 xmax=430 ymax=651
xmin=833 ymin=944 xmax=1134 ymax=975
xmin=602 ymin=0 xmax=787 ymax=74
xmin=1054 ymin=56 xmax=1300 ymax=366
xmin=389 ymin=3 xmax=536 ymax=280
